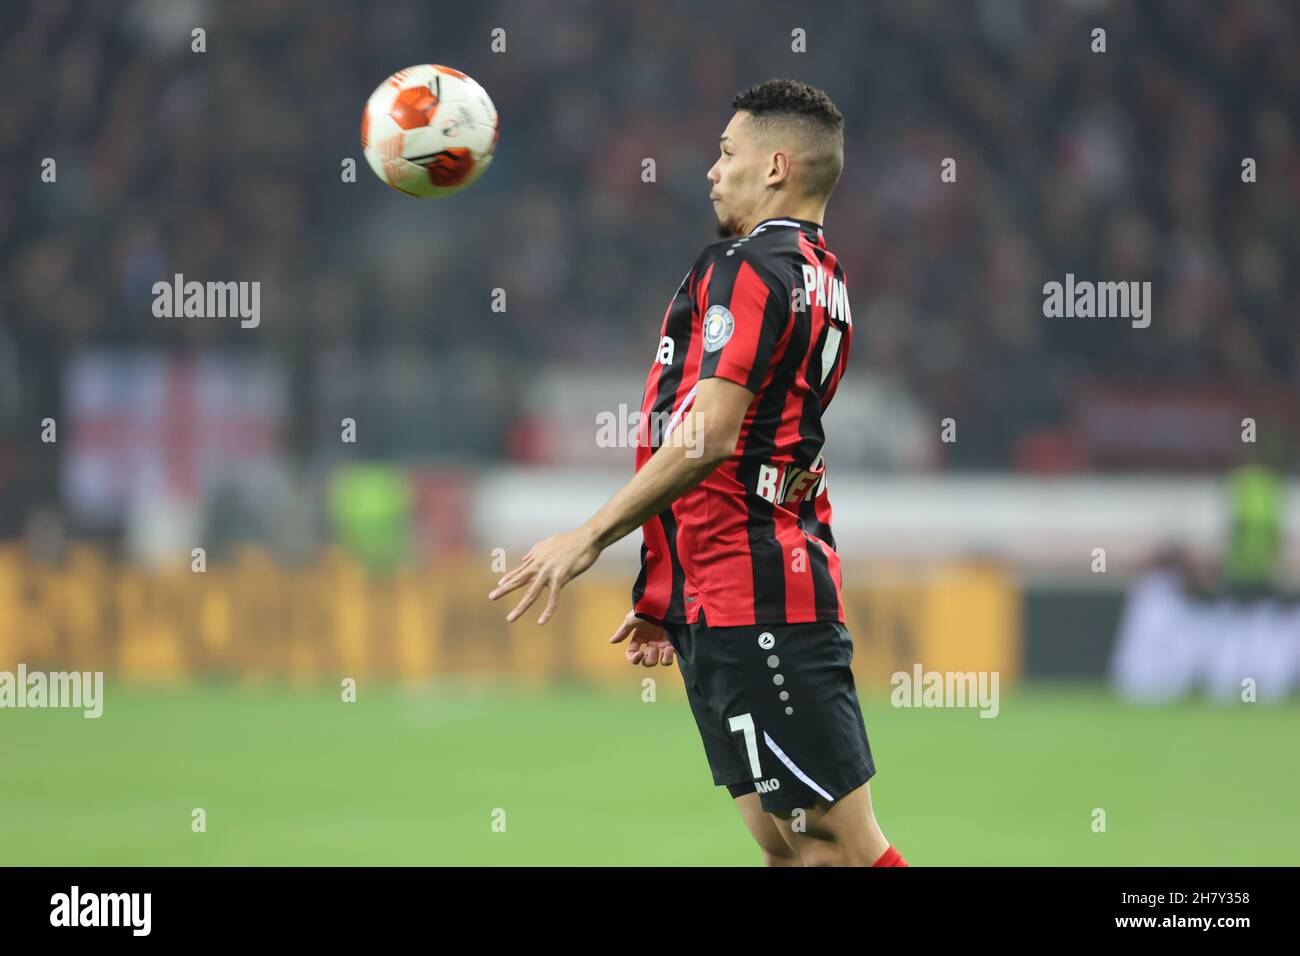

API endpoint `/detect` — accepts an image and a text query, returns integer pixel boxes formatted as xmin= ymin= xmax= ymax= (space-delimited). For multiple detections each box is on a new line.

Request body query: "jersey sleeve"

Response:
xmin=696 ymin=250 xmax=789 ymax=394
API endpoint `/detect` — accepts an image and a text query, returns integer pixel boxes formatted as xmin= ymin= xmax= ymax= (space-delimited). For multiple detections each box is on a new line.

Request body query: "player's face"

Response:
xmin=707 ymin=112 xmax=765 ymax=238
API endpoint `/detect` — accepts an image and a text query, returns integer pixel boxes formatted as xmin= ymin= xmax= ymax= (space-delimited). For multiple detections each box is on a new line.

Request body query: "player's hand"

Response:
xmin=609 ymin=610 xmax=675 ymax=667
xmin=488 ymin=526 xmax=602 ymax=625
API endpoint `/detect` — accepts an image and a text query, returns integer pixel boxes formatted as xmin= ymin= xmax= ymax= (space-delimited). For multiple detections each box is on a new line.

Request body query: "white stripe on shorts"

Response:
xmin=763 ymin=731 xmax=834 ymax=802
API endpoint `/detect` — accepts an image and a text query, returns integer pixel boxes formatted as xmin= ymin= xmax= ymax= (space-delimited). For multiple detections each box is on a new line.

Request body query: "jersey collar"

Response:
xmin=748 ymin=217 xmax=825 ymax=244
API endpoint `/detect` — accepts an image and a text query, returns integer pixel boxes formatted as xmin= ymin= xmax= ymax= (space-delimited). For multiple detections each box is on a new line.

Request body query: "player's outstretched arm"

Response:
xmin=488 ymin=377 xmax=754 ymax=625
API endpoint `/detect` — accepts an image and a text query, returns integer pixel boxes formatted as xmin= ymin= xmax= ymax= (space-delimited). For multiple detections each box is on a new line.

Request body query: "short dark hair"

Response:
xmin=732 ymin=79 xmax=845 ymax=199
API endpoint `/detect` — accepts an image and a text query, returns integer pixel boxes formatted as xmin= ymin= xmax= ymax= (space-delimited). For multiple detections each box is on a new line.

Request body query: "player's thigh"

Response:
xmin=731 ymin=791 xmax=799 ymax=864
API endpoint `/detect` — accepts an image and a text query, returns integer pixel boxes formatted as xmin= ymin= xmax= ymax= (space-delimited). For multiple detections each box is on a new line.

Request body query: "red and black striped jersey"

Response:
xmin=631 ymin=217 xmax=853 ymax=627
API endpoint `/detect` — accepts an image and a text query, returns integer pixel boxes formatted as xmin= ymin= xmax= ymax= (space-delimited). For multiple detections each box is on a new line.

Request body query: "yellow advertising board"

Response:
xmin=0 ymin=545 xmax=1020 ymax=694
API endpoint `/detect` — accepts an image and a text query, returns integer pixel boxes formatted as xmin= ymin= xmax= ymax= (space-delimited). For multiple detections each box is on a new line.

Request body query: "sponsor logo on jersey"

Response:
xmin=655 ymin=335 xmax=675 ymax=365
xmin=753 ymin=452 xmax=827 ymax=505
xmin=755 ymin=778 xmax=781 ymax=794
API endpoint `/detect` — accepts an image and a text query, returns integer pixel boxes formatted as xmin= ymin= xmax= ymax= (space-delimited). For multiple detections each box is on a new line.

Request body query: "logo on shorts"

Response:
xmin=702 ymin=305 xmax=734 ymax=352
xmin=758 ymin=632 xmax=775 ymax=649
xmin=755 ymin=778 xmax=781 ymax=794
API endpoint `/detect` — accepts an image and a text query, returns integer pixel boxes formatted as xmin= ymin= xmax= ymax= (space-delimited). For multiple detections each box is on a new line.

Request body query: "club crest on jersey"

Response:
xmin=702 ymin=305 xmax=734 ymax=352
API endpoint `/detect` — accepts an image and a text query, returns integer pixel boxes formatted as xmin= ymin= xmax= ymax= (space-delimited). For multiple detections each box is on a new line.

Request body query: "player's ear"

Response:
xmin=766 ymin=150 xmax=792 ymax=187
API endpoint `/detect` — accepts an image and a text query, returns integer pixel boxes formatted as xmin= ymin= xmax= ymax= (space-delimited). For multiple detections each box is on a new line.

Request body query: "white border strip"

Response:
xmin=763 ymin=731 xmax=834 ymax=801
xmin=749 ymin=218 xmax=802 ymax=235
xmin=660 ymin=383 xmax=698 ymax=441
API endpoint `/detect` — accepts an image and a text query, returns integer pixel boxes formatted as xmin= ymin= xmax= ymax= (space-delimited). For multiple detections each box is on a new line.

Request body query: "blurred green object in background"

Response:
xmin=328 ymin=464 xmax=413 ymax=572
xmin=1225 ymin=463 xmax=1283 ymax=589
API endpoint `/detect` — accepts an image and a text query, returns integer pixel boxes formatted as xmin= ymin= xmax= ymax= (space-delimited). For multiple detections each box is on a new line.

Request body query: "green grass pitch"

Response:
xmin=2 ymin=680 xmax=1296 ymax=865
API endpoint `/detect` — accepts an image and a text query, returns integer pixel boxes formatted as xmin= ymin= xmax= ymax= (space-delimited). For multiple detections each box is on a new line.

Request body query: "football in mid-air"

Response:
xmin=361 ymin=64 xmax=498 ymax=197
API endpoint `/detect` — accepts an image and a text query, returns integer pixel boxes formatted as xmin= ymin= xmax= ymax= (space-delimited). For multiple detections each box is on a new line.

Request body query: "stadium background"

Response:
xmin=1 ymin=0 xmax=1298 ymax=865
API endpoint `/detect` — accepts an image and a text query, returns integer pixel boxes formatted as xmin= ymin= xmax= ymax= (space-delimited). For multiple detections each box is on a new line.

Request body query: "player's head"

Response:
xmin=708 ymin=79 xmax=845 ymax=238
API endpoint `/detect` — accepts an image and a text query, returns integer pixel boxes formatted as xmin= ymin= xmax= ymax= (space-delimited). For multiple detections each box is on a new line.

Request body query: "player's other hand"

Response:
xmin=488 ymin=526 xmax=601 ymax=625
xmin=609 ymin=610 xmax=675 ymax=667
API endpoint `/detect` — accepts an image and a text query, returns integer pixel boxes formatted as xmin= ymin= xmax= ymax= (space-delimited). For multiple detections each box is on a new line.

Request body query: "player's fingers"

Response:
xmin=499 ymin=548 xmax=540 ymax=583
xmin=626 ymin=638 xmax=646 ymax=665
xmin=505 ymin=575 xmax=545 ymax=622
xmin=488 ymin=573 xmax=527 ymax=601
xmin=489 ymin=561 xmax=532 ymax=599
xmin=659 ymin=641 xmax=675 ymax=666
xmin=609 ymin=615 xmax=638 ymax=644
xmin=536 ymin=572 xmax=564 ymax=625
xmin=642 ymin=641 xmax=660 ymax=667
xmin=488 ymin=576 xmax=519 ymax=601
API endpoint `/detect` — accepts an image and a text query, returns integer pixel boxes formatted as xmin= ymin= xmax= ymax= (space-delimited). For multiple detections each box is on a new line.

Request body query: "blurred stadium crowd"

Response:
xmin=1 ymin=0 xmax=1297 ymax=545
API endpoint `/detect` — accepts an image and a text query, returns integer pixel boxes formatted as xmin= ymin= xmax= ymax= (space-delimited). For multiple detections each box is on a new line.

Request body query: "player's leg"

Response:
xmin=769 ymin=781 xmax=891 ymax=866
xmin=731 ymin=789 xmax=802 ymax=866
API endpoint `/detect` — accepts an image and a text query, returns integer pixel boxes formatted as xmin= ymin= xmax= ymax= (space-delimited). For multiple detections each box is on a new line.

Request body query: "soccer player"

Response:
xmin=490 ymin=79 xmax=906 ymax=868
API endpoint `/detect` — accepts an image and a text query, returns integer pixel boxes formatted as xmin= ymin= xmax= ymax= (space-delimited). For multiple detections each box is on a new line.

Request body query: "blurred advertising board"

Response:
xmin=0 ymin=545 xmax=1018 ymax=694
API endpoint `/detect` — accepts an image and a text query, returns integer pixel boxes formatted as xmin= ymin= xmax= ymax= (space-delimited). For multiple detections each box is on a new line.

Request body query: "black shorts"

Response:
xmin=663 ymin=610 xmax=876 ymax=814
